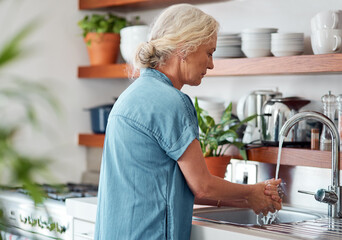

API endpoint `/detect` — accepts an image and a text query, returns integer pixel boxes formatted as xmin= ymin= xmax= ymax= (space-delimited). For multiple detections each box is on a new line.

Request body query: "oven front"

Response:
xmin=0 ymin=192 xmax=72 ymax=240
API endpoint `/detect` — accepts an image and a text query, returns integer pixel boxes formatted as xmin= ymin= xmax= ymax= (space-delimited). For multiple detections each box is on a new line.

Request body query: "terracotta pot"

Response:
xmin=205 ymin=156 xmax=231 ymax=178
xmin=84 ymin=33 xmax=120 ymax=65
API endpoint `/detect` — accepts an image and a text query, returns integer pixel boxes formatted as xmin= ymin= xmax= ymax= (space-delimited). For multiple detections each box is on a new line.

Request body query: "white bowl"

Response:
xmin=120 ymin=25 xmax=149 ymax=40
xmin=241 ymin=33 xmax=272 ymax=40
xmin=217 ymin=39 xmax=241 ymax=46
xmin=271 ymin=43 xmax=304 ymax=50
xmin=271 ymin=33 xmax=304 ymax=39
xmin=120 ymin=43 xmax=141 ymax=63
xmin=242 ymin=28 xmax=278 ymax=34
xmin=271 ymin=39 xmax=304 ymax=45
xmin=242 ymin=47 xmax=272 ymax=58
xmin=242 ymin=41 xmax=271 ymax=48
xmin=271 ymin=50 xmax=303 ymax=57
xmin=218 ymin=33 xmax=240 ymax=39
xmin=214 ymin=46 xmax=243 ymax=58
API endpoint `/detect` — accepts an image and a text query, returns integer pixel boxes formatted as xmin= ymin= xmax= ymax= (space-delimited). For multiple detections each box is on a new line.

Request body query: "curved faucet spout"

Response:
xmin=279 ymin=111 xmax=341 ymax=218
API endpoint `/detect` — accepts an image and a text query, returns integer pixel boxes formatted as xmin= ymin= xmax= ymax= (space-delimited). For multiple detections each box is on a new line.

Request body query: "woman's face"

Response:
xmin=180 ymin=35 xmax=217 ymax=87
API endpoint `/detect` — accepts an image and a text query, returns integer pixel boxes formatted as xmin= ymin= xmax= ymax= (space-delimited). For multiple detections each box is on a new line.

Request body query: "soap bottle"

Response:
xmin=320 ymin=91 xmax=336 ymax=151
xmin=337 ymin=94 xmax=342 ymax=149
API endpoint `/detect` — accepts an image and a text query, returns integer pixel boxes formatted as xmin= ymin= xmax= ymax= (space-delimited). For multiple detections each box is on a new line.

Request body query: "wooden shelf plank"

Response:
xmin=78 ymin=133 xmax=105 ymax=147
xmin=78 ymin=135 xmax=341 ymax=170
xmin=247 ymin=146 xmax=342 ymax=170
xmin=79 ymin=0 xmax=227 ymax=10
xmin=78 ymin=64 xmax=135 ymax=79
xmin=78 ymin=54 xmax=342 ymax=79
xmin=208 ymin=53 xmax=342 ymax=76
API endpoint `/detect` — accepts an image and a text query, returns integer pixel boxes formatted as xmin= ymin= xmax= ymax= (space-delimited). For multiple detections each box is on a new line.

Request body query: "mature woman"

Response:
xmin=94 ymin=4 xmax=282 ymax=240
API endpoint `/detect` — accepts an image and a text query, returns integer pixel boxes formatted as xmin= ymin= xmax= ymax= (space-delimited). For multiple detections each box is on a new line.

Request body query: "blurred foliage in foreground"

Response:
xmin=0 ymin=19 xmax=60 ymax=206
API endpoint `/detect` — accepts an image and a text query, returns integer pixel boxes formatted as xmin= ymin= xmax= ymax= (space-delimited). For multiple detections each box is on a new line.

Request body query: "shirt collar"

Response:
xmin=140 ymin=68 xmax=174 ymax=87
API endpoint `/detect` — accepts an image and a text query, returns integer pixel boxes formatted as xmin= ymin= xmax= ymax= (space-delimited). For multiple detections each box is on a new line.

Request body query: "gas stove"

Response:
xmin=0 ymin=183 xmax=98 ymax=240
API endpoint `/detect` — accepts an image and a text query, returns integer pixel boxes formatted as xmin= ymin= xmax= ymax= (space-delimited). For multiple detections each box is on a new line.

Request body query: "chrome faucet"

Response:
xmin=279 ymin=111 xmax=341 ymax=218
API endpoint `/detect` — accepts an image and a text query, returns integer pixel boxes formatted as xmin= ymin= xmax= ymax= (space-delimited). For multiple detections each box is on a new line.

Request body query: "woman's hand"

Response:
xmin=246 ymin=178 xmax=282 ymax=215
xmin=264 ymin=178 xmax=282 ymax=203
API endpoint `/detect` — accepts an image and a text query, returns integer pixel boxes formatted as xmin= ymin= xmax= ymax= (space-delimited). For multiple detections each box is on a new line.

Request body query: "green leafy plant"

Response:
xmin=0 ymin=21 xmax=60 ymax=205
xmin=194 ymin=97 xmax=257 ymax=159
xmin=78 ymin=13 xmax=127 ymax=38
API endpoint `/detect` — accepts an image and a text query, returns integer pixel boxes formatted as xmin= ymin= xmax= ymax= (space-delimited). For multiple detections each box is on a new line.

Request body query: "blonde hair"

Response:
xmin=133 ymin=4 xmax=219 ymax=72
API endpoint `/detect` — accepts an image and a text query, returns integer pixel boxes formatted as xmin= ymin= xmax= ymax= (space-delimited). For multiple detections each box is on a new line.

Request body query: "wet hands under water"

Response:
xmin=258 ymin=182 xmax=286 ymax=226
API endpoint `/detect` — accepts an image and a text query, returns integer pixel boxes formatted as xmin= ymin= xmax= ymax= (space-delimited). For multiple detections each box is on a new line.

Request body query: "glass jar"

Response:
xmin=320 ymin=91 xmax=336 ymax=151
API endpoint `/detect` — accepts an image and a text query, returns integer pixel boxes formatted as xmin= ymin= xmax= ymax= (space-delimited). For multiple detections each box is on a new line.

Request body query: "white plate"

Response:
xmin=242 ymin=28 xmax=278 ymax=34
xmin=271 ymin=50 xmax=304 ymax=57
xmin=271 ymin=33 xmax=304 ymax=39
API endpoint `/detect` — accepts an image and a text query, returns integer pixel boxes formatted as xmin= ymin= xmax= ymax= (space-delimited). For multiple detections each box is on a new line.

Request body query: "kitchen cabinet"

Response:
xmin=74 ymin=219 xmax=95 ymax=240
xmin=66 ymin=197 xmax=97 ymax=240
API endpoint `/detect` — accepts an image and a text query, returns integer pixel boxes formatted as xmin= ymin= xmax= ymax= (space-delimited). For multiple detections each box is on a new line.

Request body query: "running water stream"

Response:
xmin=257 ymin=136 xmax=285 ymax=225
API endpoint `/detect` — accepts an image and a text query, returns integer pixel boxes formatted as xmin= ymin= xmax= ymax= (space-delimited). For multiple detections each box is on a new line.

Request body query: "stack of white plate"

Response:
xmin=271 ymin=33 xmax=304 ymax=57
xmin=213 ymin=33 xmax=243 ymax=58
xmin=193 ymin=97 xmax=226 ymax=123
xmin=241 ymin=28 xmax=278 ymax=58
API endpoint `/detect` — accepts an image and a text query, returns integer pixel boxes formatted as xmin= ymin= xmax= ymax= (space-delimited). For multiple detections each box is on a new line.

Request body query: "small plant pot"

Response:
xmin=205 ymin=156 xmax=231 ymax=178
xmin=84 ymin=33 xmax=120 ymax=65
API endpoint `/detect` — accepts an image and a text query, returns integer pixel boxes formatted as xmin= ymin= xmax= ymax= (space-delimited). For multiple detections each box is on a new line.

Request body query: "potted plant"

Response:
xmin=194 ymin=97 xmax=257 ymax=178
xmin=78 ymin=13 xmax=127 ymax=65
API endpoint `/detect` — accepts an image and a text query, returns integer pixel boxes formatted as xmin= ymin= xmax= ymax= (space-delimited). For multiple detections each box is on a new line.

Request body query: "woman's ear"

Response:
xmin=176 ymin=48 xmax=186 ymax=62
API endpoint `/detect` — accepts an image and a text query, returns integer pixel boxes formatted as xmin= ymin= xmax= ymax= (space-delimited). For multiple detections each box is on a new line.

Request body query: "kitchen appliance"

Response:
xmin=0 ymin=183 xmax=98 ymax=240
xmin=261 ymin=97 xmax=311 ymax=145
xmin=237 ymin=89 xmax=282 ymax=144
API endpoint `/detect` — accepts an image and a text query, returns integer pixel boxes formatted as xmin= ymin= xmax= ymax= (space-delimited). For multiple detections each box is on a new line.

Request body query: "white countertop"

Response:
xmin=65 ymin=197 xmax=301 ymax=240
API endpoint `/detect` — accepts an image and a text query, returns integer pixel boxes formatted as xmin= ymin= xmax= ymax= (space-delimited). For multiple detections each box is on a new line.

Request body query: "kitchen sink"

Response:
xmin=193 ymin=206 xmax=326 ymax=226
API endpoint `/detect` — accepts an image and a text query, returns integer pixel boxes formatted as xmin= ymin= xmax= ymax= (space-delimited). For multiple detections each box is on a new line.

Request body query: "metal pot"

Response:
xmin=85 ymin=104 xmax=113 ymax=134
xmin=261 ymin=97 xmax=311 ymax=145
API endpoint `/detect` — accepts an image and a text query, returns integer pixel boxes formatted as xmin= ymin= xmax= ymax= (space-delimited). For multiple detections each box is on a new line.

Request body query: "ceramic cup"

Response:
xmin=311 ymin=29 xmax=342 ymax=54
xmin=311 ymin=10 xmax=342 ymax=32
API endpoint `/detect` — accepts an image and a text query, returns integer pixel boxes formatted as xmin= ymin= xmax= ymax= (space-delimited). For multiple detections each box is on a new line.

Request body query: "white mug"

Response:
xmin=311 ymin=29 xmax=342 ymax=54
xmin=311 ymin=10 xmax=342 ymax=32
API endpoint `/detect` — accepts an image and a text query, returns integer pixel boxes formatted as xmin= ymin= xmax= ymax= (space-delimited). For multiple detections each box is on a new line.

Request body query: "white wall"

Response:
xmin=1 ymin=0 xmax=341 ymax=183
xmin=127 ymin=0 xmax=342 ymax=106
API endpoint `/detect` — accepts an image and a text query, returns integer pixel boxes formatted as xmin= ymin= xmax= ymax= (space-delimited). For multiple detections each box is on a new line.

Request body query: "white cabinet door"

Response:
xmin=73 ymin=218 xmax=95 ymax=240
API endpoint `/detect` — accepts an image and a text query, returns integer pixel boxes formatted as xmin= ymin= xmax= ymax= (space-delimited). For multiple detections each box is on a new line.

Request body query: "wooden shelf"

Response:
xmin=78 ymin=54 xmax=342 ymax=78
xmin=79 ymin=0 xmax=227 ymax=10
xmin=209 ymin=53 xmax=342 ymax=76
xmin=78 ymin=64 xmax=136 ymax=79
xmin=247 ymin=146 xmax=342 ymax=170
xmin=78 ymin=134 xmax=341 ymax=169
xmin=78 ymin=133 xmax=105 ymax=147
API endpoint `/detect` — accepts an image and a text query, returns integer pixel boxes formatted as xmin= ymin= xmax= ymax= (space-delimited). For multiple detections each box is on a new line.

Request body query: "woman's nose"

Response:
xmin=207 ymin=58 xmax=214 ymax=70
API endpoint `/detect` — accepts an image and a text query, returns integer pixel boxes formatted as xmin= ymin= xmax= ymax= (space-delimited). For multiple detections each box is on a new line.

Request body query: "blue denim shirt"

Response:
xmin=94 ymin=68 xmax=199 ymax=240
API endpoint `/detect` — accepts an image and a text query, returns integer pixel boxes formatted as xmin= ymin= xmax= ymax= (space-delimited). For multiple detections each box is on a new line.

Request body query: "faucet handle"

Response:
xmin=298 ymin=189 xmax=338 ymax=204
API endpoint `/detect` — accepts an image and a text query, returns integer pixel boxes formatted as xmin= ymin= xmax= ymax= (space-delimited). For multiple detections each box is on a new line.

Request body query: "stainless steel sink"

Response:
xmin=193 ymin=206 xmax=326 ymax=226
